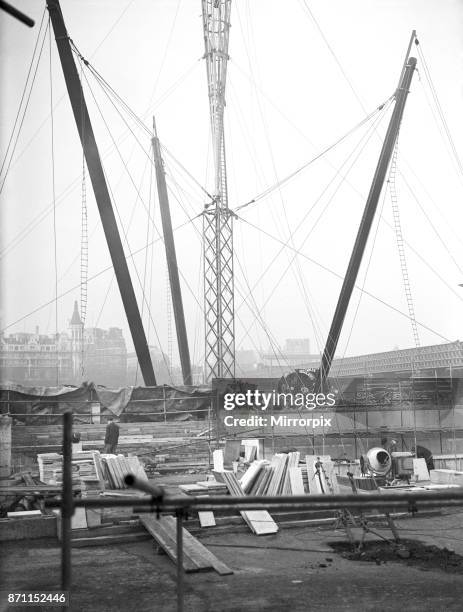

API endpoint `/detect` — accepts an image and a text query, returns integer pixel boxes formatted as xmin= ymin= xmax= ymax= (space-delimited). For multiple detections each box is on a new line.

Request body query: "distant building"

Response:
xmin=0 ymin=301 xmax=127 ymax=387
xmin=127 ymin=346 xmax=172 ymax=386
xmin=0 ymin=327 xmax=73 ymax=385
xmin=330 ymin=341 xmax=463 ymax=378
xmin=83 ymin=326 xmax=127 ymax=388
xmin=260 ymin=338 xmax=320 ymax=376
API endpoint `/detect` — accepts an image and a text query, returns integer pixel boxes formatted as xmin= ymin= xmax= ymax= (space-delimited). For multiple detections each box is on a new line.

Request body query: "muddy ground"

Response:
xmin=2 ymin=507 xmax=463 ymax=611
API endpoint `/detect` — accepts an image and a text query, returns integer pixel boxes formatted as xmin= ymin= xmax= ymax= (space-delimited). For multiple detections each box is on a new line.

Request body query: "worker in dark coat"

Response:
xmin=104 ymin=417 xmax=120 ymax=454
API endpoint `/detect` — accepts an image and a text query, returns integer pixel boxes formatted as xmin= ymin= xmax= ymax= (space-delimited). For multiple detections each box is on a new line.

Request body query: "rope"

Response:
xmin=0 ymin=15 xmax=48 ymax=194
xmin=415 ymin=39 xmax=463 ymax=182
xmin=234 ymin=98 xmax=392 ymax=213
xmin=48 ymin=21 xmax=59 ymax=386
xmin=238 ymin=217 xmax=451 ymax=343
xmin=235 ymin=100 xmax=392 ymax=350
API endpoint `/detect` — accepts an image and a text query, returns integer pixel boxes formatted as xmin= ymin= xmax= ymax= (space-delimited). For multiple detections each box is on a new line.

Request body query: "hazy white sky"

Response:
xmin=1 ymin=0 xmax=462 ymax=370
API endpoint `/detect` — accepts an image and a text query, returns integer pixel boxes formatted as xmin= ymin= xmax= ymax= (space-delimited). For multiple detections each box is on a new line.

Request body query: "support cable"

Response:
xmin=234 ymin=98 xmax=392 ymax=213
xmin=238 ymin=217 xmax=451 ymax=343
xmin=0 ymin=8 xmax=46 ymax=182
xmin=235 ymin=100 xmax=392 ymax=344
xmin=49 ymin=21 xmax=59 ymax=386
xmin=0 ymin=16 xmax=49 ymax=194
xmin=415 ymin=40 xmax=463 ymax=182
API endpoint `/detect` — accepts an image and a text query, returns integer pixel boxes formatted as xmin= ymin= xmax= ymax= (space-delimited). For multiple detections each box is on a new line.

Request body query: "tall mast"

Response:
xmin=152 ymin=121 xmax=192 ymax=386
xmin=316 ymin=57 xmax=417 ymax=392
xmin=47 ymin=0 xmax=156 ymax=386
xmin=202 ymin=0 xmax=235 ymax=382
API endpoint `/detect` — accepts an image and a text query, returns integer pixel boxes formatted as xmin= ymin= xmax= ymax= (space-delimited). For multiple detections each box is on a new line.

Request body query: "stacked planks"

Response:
xmin=37 ymin=451 xmax=103 ymax=487
xmin=239 ymin=452 xmax=303 ymax=497
xmin=179 ymin=479 xmax=229 ymax=528
xmin=101 ymin=454 xmax=148 ymax=489
xmin=221 ymin=470 xmax=278 ymax=535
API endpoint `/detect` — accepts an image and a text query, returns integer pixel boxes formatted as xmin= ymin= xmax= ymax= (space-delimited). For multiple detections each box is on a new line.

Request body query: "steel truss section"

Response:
xmin=203 ymin=206 xmax=235 ymax=380
xmin=202 ymin=0 xmax=235 ymax=381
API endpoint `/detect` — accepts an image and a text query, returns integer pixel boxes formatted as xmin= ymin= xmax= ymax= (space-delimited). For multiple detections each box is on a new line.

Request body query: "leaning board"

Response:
xmin=140 ymin=515 xmax=233 ymax=575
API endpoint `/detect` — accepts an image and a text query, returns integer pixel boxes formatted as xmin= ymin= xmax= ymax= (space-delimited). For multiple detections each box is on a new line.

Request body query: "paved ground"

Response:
xmin=1 ymin=509 xmax=463 ymax=612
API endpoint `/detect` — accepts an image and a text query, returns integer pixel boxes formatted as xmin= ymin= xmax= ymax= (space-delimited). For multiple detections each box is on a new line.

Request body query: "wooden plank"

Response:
xmin=7 ymin=510 xmax=42 ymax=518
xmin=198 ymin=512 xmax=216 ymax=527
xmin=221 ymin=471 xmax=278 ymax=535
xmin=289 ymin=467 xmax=305 ymax=495
xmin=160 ymin=516 xmax=233 ymax=575
xmin=71 ymin=507 xmax=88 ymax=530
xmin=140 ymin=515 xmax=209 ymax=573
xmin=413 ymin=458 xmax=430 ymax=481
xmin=241 ymin=511 xmax=278 ymax=535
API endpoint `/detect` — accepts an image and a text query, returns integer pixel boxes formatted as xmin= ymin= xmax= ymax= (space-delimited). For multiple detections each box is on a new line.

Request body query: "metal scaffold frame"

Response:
xmin=202 ymin=0 xmax=235 ymax=382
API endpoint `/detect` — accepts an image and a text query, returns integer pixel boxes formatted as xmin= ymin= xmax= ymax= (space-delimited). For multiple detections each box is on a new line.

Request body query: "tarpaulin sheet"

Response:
xmin=0 ymin=381 xmax=212 ymax=423
xmin=123 ymin=385 xmax=212 ymax=422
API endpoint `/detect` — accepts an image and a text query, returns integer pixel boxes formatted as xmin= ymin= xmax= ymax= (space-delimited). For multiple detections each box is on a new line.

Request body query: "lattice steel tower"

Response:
xmin=202 ymin=0 xmax=235 ymax=381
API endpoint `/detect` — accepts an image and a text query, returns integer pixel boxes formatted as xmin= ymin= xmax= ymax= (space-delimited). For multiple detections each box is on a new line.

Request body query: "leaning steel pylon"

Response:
xmin=202 ymin=0 xmax=235 ymax=381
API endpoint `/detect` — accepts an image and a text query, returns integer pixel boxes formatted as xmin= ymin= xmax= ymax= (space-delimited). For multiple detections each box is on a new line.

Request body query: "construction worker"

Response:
xmin=104 ymin=416 xmax=120 ymax=454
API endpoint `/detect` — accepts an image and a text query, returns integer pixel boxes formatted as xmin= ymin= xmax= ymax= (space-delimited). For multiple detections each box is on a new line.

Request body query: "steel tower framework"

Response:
xmin=202 ymin=0 xmax=235 ymax=381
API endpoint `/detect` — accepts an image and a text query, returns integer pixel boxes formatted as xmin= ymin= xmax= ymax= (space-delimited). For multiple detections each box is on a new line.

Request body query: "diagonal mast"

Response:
xmin=316 ymin=56 xmax=417 ymax=392
xmin=202 ymin=0 xmax=235 ymax=381
xmin=47 ymin=0 xmax=156 ymax=386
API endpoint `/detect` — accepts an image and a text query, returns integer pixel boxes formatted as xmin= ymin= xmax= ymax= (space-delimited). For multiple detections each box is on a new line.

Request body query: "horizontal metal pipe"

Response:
xmin=126 ymin=476 xmax=463 ymax=505
xmin=44 ymin=497 xmax=463 ymax=513
xmin=45 ymin=489 xmax=463 ymax=512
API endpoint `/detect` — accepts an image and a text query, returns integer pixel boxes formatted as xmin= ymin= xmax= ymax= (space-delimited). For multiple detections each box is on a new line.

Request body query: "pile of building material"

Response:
xmin=37 ymin=451 xmax=103 ymax=486
xmin=13 ymin=421 xmax=213 ymax=473
xmin=220 ymin=470 xmax=279 ymax=535
xmin=100 ymin=455 xmax=148 ymax=489
xmin=230 ymin=453 xmax=338 ymax=497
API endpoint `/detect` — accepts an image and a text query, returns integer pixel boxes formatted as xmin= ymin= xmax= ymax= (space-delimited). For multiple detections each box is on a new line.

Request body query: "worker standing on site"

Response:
xmin=104 ymin=416 xmax=120 ymax=454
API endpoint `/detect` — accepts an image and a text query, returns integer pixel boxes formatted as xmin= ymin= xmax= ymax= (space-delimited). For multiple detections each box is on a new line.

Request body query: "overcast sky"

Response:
xmin=1 ymin=0 xmax=463 ymax=371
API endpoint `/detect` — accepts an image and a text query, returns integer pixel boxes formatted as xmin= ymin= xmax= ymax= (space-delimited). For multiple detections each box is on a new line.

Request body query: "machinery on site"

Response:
xmin=360 ymin=447 xmax=393 ymax=478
